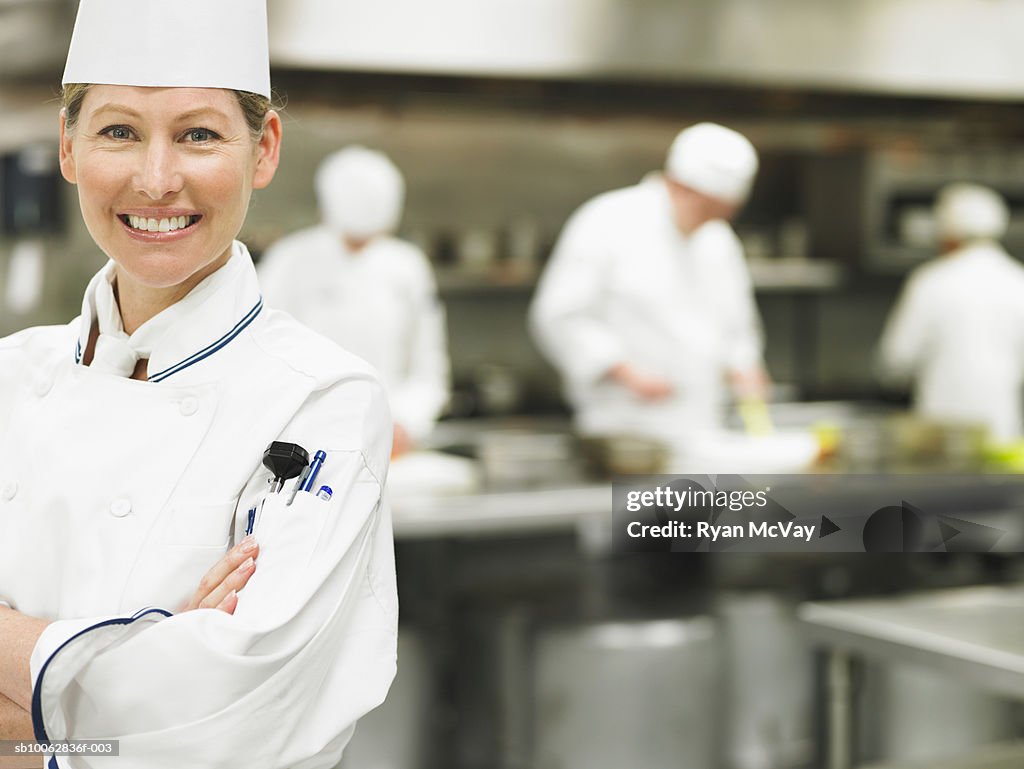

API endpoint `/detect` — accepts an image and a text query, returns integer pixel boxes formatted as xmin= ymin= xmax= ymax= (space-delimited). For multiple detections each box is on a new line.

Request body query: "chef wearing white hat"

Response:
xmin=258 ymin=147 xmax=450 ymax=456
xmin=529 ymin=122 xmax=768 ymax=452
xmin=0 ymin=2 xmax=396 ymax=767
xmin=878 ymin=183 xmax=1024 ymax=442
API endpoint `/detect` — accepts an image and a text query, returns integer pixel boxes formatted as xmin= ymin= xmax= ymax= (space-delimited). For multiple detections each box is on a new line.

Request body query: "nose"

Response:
xmin=133 ymin=140 xmax=184 ymax=200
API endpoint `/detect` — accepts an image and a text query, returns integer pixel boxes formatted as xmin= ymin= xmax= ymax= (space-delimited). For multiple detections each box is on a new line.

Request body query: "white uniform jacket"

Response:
xmin=529 ymin=178 xmax=764 ymax=443
xmin=878 ymin=240 xmax=1024 ymax=442
xmin=258 ymin=226 xmax=450 ymax=443
xmin=0 ymin=243 xmax=397 ymax=768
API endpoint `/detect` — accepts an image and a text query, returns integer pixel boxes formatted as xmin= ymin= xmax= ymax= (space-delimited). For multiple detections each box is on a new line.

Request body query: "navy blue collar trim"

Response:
xmin=148 ymin=297 xmax=263 ymax=382
xmin=72 ymin=297 xmax=263 ymax=382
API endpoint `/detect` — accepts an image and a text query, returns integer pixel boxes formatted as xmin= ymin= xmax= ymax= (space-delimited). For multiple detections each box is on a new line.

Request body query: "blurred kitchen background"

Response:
xmin=6 ymin=1 xmax=1024 ymax=768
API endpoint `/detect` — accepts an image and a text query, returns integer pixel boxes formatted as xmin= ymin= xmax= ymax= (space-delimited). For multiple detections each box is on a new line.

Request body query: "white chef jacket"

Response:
xmin=0 ymin=242 xmax=397 ymax=768
xmin=258 ymin=226 xmax=449 ymax=443
xmin=529 ymin=178 xmax=764 ymax=445
xmin=878 ymin=240 xmax=1024 ymax=442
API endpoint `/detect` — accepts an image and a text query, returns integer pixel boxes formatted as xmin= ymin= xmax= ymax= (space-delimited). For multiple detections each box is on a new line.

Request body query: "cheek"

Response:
xmin=200 ymin=157 xmax=252 ymax=210
xmin=74 ymin=157 xmax=128 ymax=212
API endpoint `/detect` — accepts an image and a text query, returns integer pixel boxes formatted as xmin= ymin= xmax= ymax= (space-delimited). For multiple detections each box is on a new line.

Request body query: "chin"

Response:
xmin=113 ymin=254 xmax=212 ymax=292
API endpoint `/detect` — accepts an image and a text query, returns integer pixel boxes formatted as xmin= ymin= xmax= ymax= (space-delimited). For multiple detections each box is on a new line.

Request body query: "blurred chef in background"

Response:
xmin=529 ymin=122 xmax=768 ymax=454
xmin=878 ymin=182 xmax=1024 ymax=443
xmin=259 ymin=147 xmax=450 ymax=456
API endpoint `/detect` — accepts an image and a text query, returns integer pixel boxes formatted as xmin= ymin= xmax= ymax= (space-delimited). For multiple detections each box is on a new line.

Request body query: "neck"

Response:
xmin=114 ymin=280 xmax=189 ymax=335
xmin=113 ymin=248 xmax=231 ymax=334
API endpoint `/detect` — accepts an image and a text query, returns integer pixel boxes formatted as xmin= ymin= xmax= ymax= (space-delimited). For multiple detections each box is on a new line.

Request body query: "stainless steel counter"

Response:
xmin=861 ymin=743 xmax=1024 ymax=769
xmin=390 ymin=406 xmax=1024 ymax=543
xmin=800 ymin=586 xmax=1024 ymax=769
xmin=391 ymin=483 xmax=608 ymax=539
xmin=800 ymin=586 xmax=1024 ymax=699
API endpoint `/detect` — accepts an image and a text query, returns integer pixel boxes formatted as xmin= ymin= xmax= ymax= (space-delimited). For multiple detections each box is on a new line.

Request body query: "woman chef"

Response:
xmin=258 ymin=147 xmax=451 ymax=457
xmin=878 ymin=183 xmax=1024 ymax=442
xmin=0 ymin=2 xmax=397 ymax=767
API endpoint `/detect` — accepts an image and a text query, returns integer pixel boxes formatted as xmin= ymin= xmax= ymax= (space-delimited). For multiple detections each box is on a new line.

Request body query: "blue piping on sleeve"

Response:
xmin=31 ymin=607 xmax=173 ymax=745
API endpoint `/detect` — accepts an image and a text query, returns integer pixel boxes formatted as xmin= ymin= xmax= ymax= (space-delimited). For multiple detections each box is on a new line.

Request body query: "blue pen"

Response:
xmin=301 ymin=450 xmax=327 ymax=492
xmin=245 ymin=504 xmax=258 ymax=536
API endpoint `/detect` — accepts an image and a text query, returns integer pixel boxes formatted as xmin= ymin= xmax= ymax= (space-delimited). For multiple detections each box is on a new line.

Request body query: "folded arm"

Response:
xmin=26 ymin=381 xmax=396 ymax=768
xmin=0 ymin=608 xmax=49 ymax=712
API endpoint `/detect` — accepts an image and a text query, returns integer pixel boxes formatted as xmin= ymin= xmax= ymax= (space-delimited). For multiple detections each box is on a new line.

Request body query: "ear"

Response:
xmin=252 ymin=110 xmax=282 ymax=190
xmin=58 ymin=109 xmax=78 ymax=184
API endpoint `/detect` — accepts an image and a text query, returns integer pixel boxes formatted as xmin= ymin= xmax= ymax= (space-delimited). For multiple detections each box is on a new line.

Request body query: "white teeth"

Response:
xmin=126 ymin=214 xmax=194 ymax=232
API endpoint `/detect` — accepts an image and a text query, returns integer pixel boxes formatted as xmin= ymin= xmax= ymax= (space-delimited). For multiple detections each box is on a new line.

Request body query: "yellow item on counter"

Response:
xmin=982 ymin=439 xmax=1024 ymax=472
xmin=738 ymin=397 xmax=773 ymax=436
xmin=810 ymin=421 xmax=842 ymax=459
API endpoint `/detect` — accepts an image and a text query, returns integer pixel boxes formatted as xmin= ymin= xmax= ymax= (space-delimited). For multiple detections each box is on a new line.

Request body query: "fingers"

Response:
xmin=216 ymin=590 xmax=238 ymax=614
xmin=182 ymin=536 xmax=260 ymax=613
xmin=199 ymin=555 xmax=257 ymax=612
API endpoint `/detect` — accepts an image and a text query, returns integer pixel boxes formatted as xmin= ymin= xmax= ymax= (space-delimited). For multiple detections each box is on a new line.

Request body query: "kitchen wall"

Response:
xmin=1 ymin=72 xmax=1020 ymax=410
xmin=233 ymin=74 xmax=1016 ymax=410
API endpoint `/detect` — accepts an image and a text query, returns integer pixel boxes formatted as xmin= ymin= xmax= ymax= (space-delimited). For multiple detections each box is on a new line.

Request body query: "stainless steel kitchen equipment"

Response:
xmin=477 ymin=428 xmax=581 ymax=488
xmin=800 ymin=586 xmax=1024 ymax=769
xmin=718 ymin=593 xmax=814 ymax=769
xmin=860 ymin=742 xmax=1024 ymax=769
xmin=804 ymin=148 xmax=1024 ymax=274
xmin=268 ymin=0 xmax=1024 ymax=101
xmin=532 ymin=617 xmax=721 ymax=769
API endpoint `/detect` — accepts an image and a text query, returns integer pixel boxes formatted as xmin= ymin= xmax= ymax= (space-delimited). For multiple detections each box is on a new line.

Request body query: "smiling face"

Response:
xmin=59 ymin=85 xmax=281 ymax=299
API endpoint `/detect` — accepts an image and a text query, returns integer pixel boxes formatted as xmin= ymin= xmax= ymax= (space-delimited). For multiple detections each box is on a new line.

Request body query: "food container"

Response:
xmin=477 ymin=429 xmax=580 ymax=488
xmin=579 ymin=434 xmax=670 ymax=478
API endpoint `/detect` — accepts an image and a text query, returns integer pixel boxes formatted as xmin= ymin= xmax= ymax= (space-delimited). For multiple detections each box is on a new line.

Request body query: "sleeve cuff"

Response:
xmin=30 ymin=609 xmax=171 ymax=743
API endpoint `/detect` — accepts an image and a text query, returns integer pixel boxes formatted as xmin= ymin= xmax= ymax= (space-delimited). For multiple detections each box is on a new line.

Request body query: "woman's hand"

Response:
xmin=179 ymin=536 xmax=260 ymax=614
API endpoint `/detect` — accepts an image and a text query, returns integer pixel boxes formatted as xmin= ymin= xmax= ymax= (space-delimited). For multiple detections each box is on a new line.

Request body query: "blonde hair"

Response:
xmin=61 ymin=83 xmax=275 ymax=140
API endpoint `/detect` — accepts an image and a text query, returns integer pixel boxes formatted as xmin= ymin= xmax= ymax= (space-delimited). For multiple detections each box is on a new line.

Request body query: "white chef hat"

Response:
xmin=934 ymin=183 xmax=1009 ymax=242
xmin=316 ymin=147 xmax=406 ymax=239
xmin=665 ymin=123 xmax=759 ymax=204
xmin=63 ymin=0 xmax=271 ymax=98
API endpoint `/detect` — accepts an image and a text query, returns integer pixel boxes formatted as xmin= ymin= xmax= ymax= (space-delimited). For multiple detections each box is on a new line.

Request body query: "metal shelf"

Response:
xmin=435 ymin=257 xmax=847 ymax=293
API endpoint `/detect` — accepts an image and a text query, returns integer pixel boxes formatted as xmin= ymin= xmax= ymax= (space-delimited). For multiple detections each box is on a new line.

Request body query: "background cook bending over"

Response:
xmin=529 ymin=122 xmax=769 ymax=459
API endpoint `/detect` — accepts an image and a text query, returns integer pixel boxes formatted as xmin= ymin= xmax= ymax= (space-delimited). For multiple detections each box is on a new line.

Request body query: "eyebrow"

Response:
xmin=90 ymin=104 xmax=233 ymax=123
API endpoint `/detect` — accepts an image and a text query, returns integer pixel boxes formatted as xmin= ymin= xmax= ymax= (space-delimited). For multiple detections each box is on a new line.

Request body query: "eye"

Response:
xmin=99 ymin=125 xmax=134 ymax=141
xmin=183 ymin=128 xmax=221 ymax=143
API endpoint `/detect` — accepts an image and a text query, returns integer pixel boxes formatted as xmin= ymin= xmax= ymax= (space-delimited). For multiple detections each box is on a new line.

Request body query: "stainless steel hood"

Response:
xmin=0 ymin=1 xmax=72 ymax=152
xmin=268 ymin=0 xmax=1024 ymax=100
